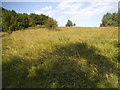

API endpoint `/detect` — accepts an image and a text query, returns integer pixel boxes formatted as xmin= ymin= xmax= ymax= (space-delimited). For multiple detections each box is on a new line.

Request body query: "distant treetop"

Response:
xmin=65 ymin=20 xmax=76 ymax=27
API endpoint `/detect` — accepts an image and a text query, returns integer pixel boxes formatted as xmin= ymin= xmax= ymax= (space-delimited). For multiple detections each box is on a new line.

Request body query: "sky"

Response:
xmin=2 ymin=0 xmax=119 ymax=27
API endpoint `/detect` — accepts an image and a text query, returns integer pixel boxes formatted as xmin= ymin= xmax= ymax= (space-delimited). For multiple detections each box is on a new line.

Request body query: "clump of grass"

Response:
xmin=2 ymin=27 xmax=118 ymax=88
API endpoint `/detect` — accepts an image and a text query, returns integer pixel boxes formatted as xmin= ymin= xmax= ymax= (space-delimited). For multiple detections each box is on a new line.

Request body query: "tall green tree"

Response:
xmin=30 ymin=13 xmax=39 ymax=26
xmin=17 ymin=13 xmax=30 ymax=29
xmin=2 ymin=8 xmax=13 ymax=33
xmin=29 ymin=13 xmax=49 ymax=26
xmin=100 ymin=12 xmax=118 ymax=27
xmin=39 ymin=14 xmax=49 ymax=25
xmin=66 ymin=20 xmax=73 ymax=27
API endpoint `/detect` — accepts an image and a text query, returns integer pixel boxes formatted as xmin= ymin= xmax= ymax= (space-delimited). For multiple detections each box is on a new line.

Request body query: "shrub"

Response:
xmin=44 ymin=18 xmax=58 ymax=30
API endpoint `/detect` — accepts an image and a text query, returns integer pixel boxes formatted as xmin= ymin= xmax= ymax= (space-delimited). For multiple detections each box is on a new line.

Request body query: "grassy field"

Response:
xmin=2 ymin=27 xmax=118 ymax=88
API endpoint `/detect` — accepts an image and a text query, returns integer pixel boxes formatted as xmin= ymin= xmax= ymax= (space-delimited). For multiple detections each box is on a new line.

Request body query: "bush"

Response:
xmin=44 ymin=18 xmax=58 ymax=30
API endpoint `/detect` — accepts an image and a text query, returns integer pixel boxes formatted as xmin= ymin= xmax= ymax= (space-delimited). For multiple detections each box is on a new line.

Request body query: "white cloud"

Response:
xmin=34 ymin=0 xmax=118 ymax=26
xmin=57 ymin=1 xmax=82 ymax=11
xmin=35 ymin=6 xmax=55 ymax=17
xmin=41 ymin=6 xmax=52 ymax=11
xmin=35 ymin=10 xmax=43 ymax=15
xmin=62 ymin=1 xmax=118 ymax=19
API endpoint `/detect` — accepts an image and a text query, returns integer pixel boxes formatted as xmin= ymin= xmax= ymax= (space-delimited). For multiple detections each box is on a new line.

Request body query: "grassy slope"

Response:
xmin=2 ymin=27 xmax=118 ymax=88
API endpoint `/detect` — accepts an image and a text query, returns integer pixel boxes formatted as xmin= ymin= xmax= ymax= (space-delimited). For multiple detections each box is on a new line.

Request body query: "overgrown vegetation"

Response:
xmin=2 ymin=8 xmax=58 ymax=33
xmin=2 ymin=27 xmax=118 ymax=88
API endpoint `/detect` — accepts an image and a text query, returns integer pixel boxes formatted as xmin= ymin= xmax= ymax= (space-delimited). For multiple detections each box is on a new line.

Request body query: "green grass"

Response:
xmin=2 ymin=27 xmax=118 ymax=88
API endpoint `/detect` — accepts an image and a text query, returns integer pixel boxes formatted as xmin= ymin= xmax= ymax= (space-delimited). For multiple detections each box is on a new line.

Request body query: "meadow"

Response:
xmin=2 ymin=27 xmax=118 ymax=88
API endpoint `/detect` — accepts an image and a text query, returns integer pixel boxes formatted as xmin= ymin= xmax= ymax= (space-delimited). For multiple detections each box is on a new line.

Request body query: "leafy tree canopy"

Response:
xmin=100 ymin=12 xmax=118 ymax=27
xmin=2 ymin=8 xmax=57 ymax=33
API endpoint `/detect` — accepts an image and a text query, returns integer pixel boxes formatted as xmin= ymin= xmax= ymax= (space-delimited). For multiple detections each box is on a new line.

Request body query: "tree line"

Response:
xmin=2 ymin=7 xmax=119 ymax=33
xmin=2 ymin=8 xmax=58 ymax=33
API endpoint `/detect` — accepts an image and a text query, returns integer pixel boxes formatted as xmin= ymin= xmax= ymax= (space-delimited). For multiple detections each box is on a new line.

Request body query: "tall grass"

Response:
xmin=2 ymin=27 xmax=118 ymax=88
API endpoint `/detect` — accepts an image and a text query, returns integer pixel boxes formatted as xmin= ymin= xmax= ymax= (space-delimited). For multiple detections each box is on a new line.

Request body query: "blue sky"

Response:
xmin=2 ymin=1 xmax=118 ymax=27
